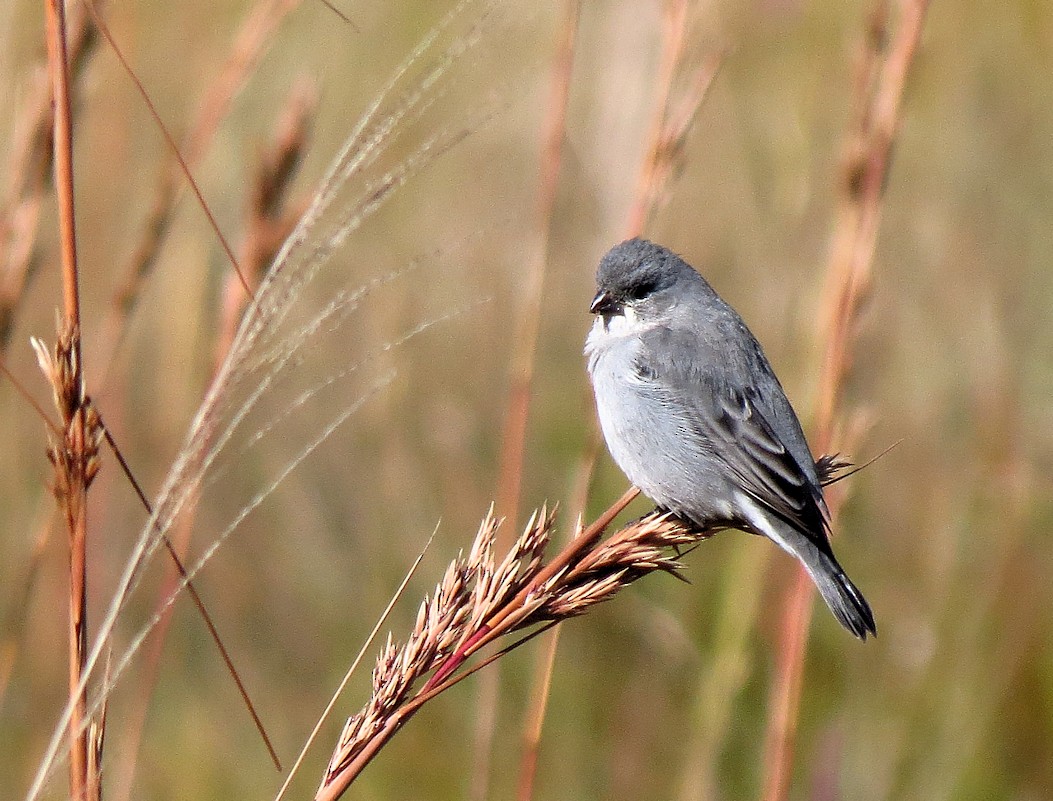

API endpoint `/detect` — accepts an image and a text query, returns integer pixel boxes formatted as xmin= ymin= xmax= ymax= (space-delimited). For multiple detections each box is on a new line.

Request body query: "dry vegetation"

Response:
xmin=2 ymin=1 xmax=1052 ymax=800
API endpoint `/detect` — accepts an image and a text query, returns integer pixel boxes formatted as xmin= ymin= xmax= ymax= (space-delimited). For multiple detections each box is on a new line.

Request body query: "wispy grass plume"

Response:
xmin=26 ymin=2 xmax=505 ymax=797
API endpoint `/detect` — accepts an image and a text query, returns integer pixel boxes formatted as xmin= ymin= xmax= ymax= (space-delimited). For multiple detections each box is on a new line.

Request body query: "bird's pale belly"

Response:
xmin=588 ymin=345 xmax=736 ymax=525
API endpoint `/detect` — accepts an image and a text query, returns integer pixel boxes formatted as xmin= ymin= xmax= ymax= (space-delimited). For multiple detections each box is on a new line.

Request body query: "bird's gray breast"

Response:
xmin=586 ymin=318 xmax=736 ymax=522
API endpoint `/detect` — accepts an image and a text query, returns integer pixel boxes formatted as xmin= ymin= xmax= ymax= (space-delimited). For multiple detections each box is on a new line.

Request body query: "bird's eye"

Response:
xmin=627 ymin=279 xmax=659 ymax=300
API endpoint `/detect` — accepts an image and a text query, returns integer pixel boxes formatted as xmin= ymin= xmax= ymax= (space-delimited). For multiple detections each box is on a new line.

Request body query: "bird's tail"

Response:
xmin=737 ymin=497 xmax=876 ymax=638
xmin=797 ymin=544 xmax=876 ymax=640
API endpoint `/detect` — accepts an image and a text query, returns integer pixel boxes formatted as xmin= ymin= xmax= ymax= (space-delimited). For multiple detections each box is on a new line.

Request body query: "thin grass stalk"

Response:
xmin=480 ymin=4 xmax=580 ymax=798
xmin=82 ymin=0 xmax=251 ymax=301
xmin=675 ymin=541 xmax=769 ymax=801
xmin=622 ymin=0 xmax=726 ymax=237
xmin=624 ymin=1 xmax=723 ymax=241
xmin=273 ymin=529 xmax=438 ymax=801
xmin=43 ymin=6 xmax=78 ymax=329
xmin=494 ymin=0 xmax=579 ymax=524
xmin=624 ymin=0 xmax=685 ymax=236
xmin=108 ymin=68 xmax=316 ymax=801
xmin=511 ymin=7 xmax=722 ymax=794
xmin=222 ymin=79 xmax=318 ymax=367
xmin=0 ymin=1 xmax=99 ymax=351
xmin=42 ymin=0 xmax=94 ymax=797
xmin=515 ymin=588 xmax=562 ymax=801
xmin=98 ymin=0 xmax=306 ymax=378
xmin=760 ymin=3 xmax=931 ymax=801
xmin=515 ymin=414 xmax=597 ymax=801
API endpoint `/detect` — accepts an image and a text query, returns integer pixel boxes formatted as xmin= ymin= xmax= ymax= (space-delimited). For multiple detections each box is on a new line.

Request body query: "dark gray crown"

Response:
xmin=595 ymin=238 xmax=703 ymax=303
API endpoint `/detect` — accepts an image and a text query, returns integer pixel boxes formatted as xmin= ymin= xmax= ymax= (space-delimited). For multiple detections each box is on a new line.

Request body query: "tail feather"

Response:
xmin=733 ymin=492 xmax=876 ymax=639
xmin=802 ymin=549 xmax=876 ymax=640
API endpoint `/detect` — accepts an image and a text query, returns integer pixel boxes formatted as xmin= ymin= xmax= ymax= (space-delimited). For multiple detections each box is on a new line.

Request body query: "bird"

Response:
xmin=585 ymin=238 xmax=875 ymax=639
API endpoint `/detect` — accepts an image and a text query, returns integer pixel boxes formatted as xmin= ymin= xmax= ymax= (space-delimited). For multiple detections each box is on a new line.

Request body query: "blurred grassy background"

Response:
xmin=2 ymin=1 xmax=1052 ymax=799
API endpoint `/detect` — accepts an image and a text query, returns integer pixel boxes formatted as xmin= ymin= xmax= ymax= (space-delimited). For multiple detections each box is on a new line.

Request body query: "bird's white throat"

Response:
xmin=603 ymin=303 xmax=642 ymax=333
xmin=585 ymin=304 xmax=651 ymax=358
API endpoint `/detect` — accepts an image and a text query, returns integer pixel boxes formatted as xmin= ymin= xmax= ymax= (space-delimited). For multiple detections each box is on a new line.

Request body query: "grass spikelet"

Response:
xmin=316 ymin=501 xmax=705 ymax=799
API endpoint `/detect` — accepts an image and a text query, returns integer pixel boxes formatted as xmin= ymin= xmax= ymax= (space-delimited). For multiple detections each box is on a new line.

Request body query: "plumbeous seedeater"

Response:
xmin=585 ymin=238 xmax=875 ymax=639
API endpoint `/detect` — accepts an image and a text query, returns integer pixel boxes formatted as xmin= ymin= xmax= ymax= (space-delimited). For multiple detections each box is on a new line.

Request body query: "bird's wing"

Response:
xmin=635 ymin=325 xmax=829 ymax=539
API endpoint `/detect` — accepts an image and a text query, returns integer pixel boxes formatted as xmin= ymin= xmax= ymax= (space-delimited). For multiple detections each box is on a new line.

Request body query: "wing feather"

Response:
xmin=635 ymin=325 xmax=831 ymax=544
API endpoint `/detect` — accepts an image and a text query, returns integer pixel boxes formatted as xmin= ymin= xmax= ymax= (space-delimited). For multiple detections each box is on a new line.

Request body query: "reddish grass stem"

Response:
xmin=624 ymin=0 xmax=724 ymax=239
xmin=82 ymin=0 xmax=252 ymax=301
xmin=0 ymin=3 xmax=99 ymax=351
xmin=486 ymin=4 xmax=579 ymax=797
xmin=495 ymin=0 xmax=579 ymax=526
xmin=45 ymin=5 xmax=79 ymax=325
xmin=109 ymin=91 xmax=315 ymax=799
xmin=43 ymin=0 xmax=92 ymax=797
xmin=98 ymin=419 xmax=283 ymax=776
xmin=760 ymin=3 xmax=930 ymax=800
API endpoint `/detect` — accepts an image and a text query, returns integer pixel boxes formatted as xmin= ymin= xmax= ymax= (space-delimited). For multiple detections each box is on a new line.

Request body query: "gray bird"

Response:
xmin=585 ymin=238 xmax=875 ymax=639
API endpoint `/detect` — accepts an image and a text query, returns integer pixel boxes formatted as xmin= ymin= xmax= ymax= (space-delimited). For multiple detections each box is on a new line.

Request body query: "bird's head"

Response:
xmin=590 ymin=238 xmax=702 ymax=329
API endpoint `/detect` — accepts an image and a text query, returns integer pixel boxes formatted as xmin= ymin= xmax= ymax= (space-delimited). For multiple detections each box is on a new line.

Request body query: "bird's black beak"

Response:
xmin=590 ymin=290 xmax=621 ymax=316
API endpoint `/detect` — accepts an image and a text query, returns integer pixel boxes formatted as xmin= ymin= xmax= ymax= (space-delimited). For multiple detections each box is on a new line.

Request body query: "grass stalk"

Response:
xmin=109 ymin=89 xmax=315 ymax=800
xmin=625 ymin=0 xmax=723 ymax=237
xmin=98 ymin=0 xmax=307 ymax=378
xmin=494 ymin=0 xmax=579 ymax=527
xmin=508 ymin=4 xmax=722 ymax=793
xmin=81 ymin=0 xmax=251 ymax=302
xmin=42 ymin=0 xmax=95 ymax=797
xmin=760 ymin=3 xmax=931 ymax=800
xmin=0 ymin=2 xmax=99 ymax=351
xmin=483 ymin=3 xmax=579 ymax=798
